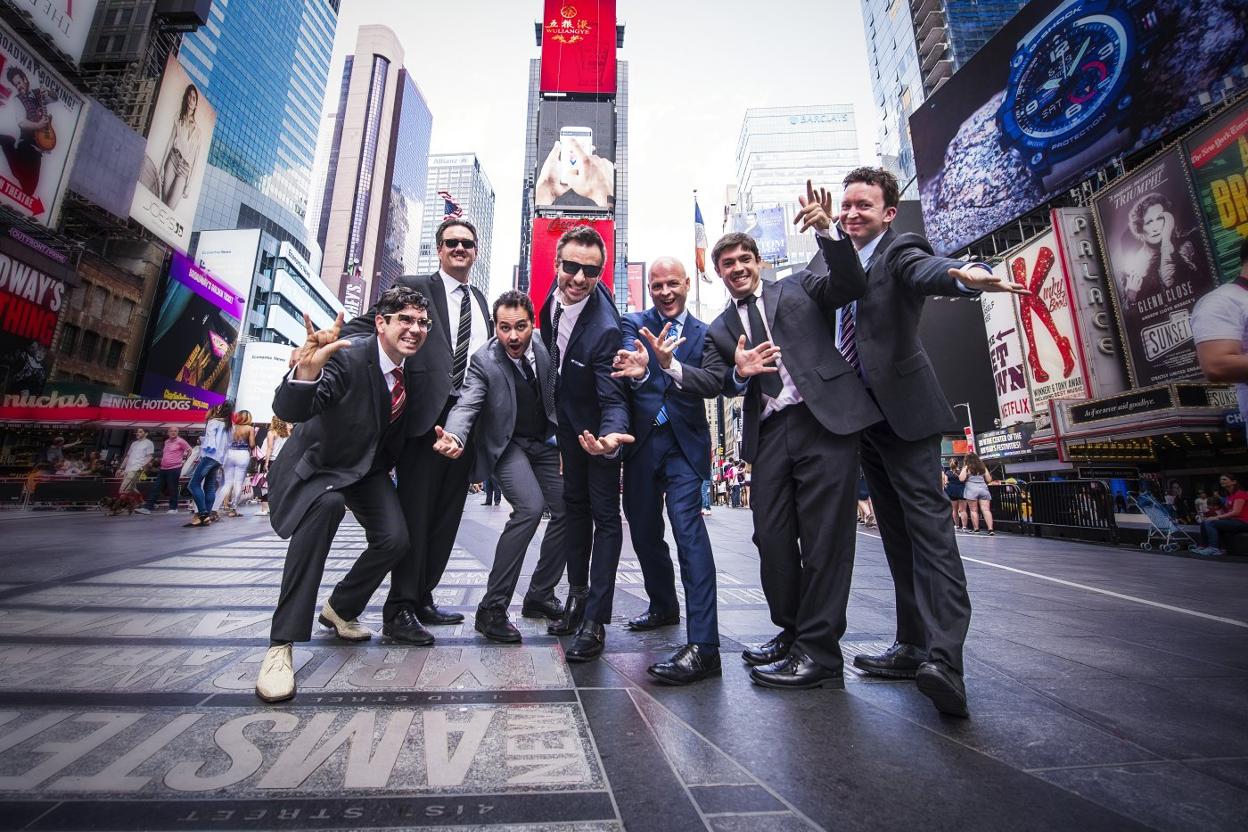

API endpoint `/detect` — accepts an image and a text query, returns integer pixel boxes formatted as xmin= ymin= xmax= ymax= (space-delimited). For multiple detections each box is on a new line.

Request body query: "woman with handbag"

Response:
xmin=255 ymin=417 xmax=290 ymax=515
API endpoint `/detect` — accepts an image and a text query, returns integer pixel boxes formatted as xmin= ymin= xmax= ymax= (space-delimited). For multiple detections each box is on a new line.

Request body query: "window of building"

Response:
xmin=104 ymin=340 xmax=124 ymax=369
xmin=60 ymin=324 xmax=80 ymax=355
xmin=107 ymin=297 xmax=136 ymax=327
xmin=80 ymin=330 xmax=99 ymax=363
xmin=86 ymin=286 xmax=107 ymax=318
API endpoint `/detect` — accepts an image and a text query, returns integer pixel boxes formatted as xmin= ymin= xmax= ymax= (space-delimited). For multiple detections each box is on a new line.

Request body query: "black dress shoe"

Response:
xmin=521 ymin=596 xmax=565 ymax=620
xmin=741 ymin=634 xmax=793 ymax=667
xmin=915 ymin=661 xmax=969 ymax=718
xmin=564 ymin=622 xmax=605 ymax=662
xmin=416 ymin=603 xmax=464 ymax=625
xmin=852 ymin=641 xmax=928 ymax=679
xmin=547 ymin=592 xmax=586 ymax=636
xmin=626 ymin=609 xmax=680 ymax=631
xmin=648 ymin=644 xmax=721 ymax=685
xmin=474 ymin=605 xmax=521 ymax=644
xmin=382 ymin=609 xmax=435 ymax=646
xmin=749 ymin=652 xmax=844 ymax=690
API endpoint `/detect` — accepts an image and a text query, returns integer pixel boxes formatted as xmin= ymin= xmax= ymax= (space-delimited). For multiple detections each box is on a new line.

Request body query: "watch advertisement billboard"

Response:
xmin=0 ymin=21 xmax=85 ymax=226
xmin=140 ymin=252 xmax=244 ymax=409
xmin=979 ymin=290 xmax=1031 ymax=426
xmin=534 ymin=99 xmax=615 ymax=211
xmin=130 ymin=55 xmax=217 ymax=253
xmin=2 ymin=1 xmax=101 ymax=62
xmin=1093 ymin=147 xmax=1218 ymax=385
xmin=911 ymin=0 xmax=1248 ymax=256
xmin=0 ymin=248 xmax=65 ymax=395
xmin=1003 ymin=228 xmax=1090 ymax=410
xmin=528 ymin=217 xmax=614 ymax=320
xmin=1184 ymin=97 xmax=1248 ymax=284
xmin=539 ymin=0 xmax=616 ymax=95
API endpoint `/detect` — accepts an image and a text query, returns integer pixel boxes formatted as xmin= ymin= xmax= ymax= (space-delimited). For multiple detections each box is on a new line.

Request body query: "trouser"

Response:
xmin=483 ymin=478 xmax=501 ymax=505
xmin=145 ymin=468 xmax=182 ymax=510
xmin=218 ymin=448 xmax=251 ymax=507
xmin=119 ymin=469 xmax=144 ymax=495
xmin=557 ymin=429 xmax=623 ymax=626
xmin=1201 ymin=518 xmax=1248 ymax=550
xmin=187 ymin=458 xmax=221 ymax=514
xmin=701 ymin=480 xmax=712 ymax=510
xmin=270 ymin=470 xmax=409 ymax=643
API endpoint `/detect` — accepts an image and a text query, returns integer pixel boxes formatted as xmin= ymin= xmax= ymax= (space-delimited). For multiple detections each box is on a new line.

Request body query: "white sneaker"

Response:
xmin=318 ymin=601 xmax=373 ymax=641
xmin=166 ymin=509 xmax=178 ymax=514
xmin=255 ymin=644 xmax=295 ymax=702
xmin=134 ymin=507 xmax=151 ymax=514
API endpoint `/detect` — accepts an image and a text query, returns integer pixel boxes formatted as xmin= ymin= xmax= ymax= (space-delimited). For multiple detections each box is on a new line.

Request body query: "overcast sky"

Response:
xmin=326 ymin=0 xmax=881 ymax=308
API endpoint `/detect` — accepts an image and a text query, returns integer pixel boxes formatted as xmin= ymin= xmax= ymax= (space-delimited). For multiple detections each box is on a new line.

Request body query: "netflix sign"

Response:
xmin=539 ymin=0 xmax=616 ymax=95
xmin=529 ymin=217 xmax=614 ymax=320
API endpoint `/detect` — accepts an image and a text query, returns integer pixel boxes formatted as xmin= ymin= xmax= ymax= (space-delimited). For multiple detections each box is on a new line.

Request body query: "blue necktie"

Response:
xmin=653 ymin=319 xmax=680 ymax=427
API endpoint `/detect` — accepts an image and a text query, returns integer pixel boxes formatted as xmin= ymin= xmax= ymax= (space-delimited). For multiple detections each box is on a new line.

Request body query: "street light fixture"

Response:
xmin=954 ymin=403 xmax=975 ymax=453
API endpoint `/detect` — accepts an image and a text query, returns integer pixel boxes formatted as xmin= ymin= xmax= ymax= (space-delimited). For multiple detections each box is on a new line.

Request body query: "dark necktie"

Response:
xmin=544 ymin=303 xmax=563 ymax=407
xmin=518 ymin=354 xmax=538 ymax=389
xmin=451 ymin=284 xmax=472 ymax=388
xmin=839 ymin=303 xmax=861 ymax=373
xmin=738 ymin=296 xmax=782 ymax=399
xmin=653 ymin=318 xmax=680 ymax=426
xmin=388 ymin=369 xmax=406 ymax=422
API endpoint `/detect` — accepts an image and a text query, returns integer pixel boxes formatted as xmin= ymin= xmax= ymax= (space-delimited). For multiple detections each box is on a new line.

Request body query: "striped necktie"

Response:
xmin=544 ymin=303 xmax=563 ymax=408
xmin=653 ymin=319 xmax=680 ymax=427
xmin=839 ymin=303 xmax=861 ymax=373
xmin=389 ymin=369 xmax=406 ymax=422
xmin=451 ymin=285 xmax=472 ymax=388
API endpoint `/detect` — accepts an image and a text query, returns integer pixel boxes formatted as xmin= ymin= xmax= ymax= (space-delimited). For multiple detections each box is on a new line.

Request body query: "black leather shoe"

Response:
xmin=626 ymin=609 xmax=680 ymax=631
xmin=852 ymin=641 xmax=928 ymax=679
xmin=741 ymin=634 xmax=793 ymax=667
xmin=547 ymin=592 xmax=586 ymax=636
xmin=474 ymin=605 xmax=521 ymax=644
xmin=382 ymin=609 xmax=434 ymax=646
xmin=416 ymin=603 xmax=464 ymax=625
xmin=648 ymin=644 xmax=721 ymax=685
xmin=565 ymin=622 xmax=605 ymax=662
xmin=521 ymin=596 xmax=565 ymax=620
xmin=915 ymin=661 xmax=969 ymax=718
xmin=749 ymin=652 xmax=844 ymax=690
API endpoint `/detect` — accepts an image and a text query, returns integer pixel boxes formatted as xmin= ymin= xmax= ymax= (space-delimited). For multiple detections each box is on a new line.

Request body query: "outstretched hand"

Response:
xmin=578 ymin=430 xmax=635 ymax=457
xmin=793 ymin=179 xmax=834 ymax=233
xmin=431 ymin=426 xmax=463 ymax=459
xmin=293 ymin=312 xmax=350 ymax=380
xmin=949 ymin=265 xmax=1030 ymax=295
xmin=611 ymin=339 xmax=649 ymax=379
xmin=733 ymin=334 xmax=781 ymax=378
xmin=639 ymin=323 xmax=686 ymax=370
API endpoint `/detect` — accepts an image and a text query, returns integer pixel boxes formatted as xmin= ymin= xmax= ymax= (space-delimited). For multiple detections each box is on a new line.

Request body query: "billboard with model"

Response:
xmin=534 ymin=99 xmax=615 ymax=211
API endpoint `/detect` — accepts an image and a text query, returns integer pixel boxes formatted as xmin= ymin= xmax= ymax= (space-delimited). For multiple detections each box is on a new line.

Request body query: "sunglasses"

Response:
xmin=560 ymin=259 xmax=603 ymax=279
xmin=384 ymin=313 xmax=432 ymax=330
xmin=441 ymin=238 xmax=476 ymax=250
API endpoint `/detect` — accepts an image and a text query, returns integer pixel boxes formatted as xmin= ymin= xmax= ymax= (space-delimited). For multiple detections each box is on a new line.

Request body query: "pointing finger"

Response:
xmin=304 ymin=313 xmax=315 ymax=337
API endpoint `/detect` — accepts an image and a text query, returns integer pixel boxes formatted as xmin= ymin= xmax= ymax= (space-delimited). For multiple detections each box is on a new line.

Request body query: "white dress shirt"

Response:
xmin=733 ymin=287 xmax=803 ymax=418
xmin=440 ymin=270 xmax=488 ymax=372
xmin=552 ymin=289 xmax=592 ymax=371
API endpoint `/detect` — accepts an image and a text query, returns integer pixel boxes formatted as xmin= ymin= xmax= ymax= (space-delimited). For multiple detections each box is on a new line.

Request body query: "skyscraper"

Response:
xmin=415 ymin=154 xmax=496 ymax=297
xmin=314 ymin=25 xmax=433 ymax=312
xmin=179 ymin=0 xmax=338 ymax=261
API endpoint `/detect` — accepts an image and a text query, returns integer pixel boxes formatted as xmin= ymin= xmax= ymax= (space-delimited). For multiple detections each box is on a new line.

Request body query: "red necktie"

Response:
xmin=389 ymin=368 xmax=406 ymax=422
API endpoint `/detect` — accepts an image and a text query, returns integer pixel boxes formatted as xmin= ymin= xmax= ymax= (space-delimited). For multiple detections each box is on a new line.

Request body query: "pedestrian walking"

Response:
xmin=960 ymin=452 xmax=994 ymax=535
xmin=186 ymin=402 xmax=232 ymax=527
xmin=217 ymin=410 xmax=256 ymax=517
xmin=141 ymin=427 xmax=192 ymax=513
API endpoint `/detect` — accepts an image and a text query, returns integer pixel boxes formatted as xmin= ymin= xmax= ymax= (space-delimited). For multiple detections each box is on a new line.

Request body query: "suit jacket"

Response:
xmin=856 ymin=228 xmax=976 ymax=440
xmin=539 ymin=282 xmax=629 ymax=440
xmin=341 ymin=272 xmax=491 ymax=437
xmin=442 ymin=337 xmax=558 ymax=482
xmin=621 ymin=307 xmax=711 ymax=480
xmin=267 ymin=336 xmax=404 ymax=539
xmin=685 ymin=233 xmax=880 ymax=463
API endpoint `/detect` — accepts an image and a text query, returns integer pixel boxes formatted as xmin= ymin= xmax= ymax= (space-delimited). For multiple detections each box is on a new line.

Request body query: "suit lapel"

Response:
xmin=673 ymin=314 xmax=703 ymax=364
xmin=428 ymin=273 xmax=453 ymax=351
xmin=492 ymin=339 xmax=516 ymax=402
xmin=762 ymin=279 xmax=781 ymax=337
xmin=533 ymin=338 xmax=556 ymax=418
xmin=565 ymin=291 xmax=595 ymax=358
xmin=365 ymin=337 xmax=386 ymax=429
xmin=722 ymin=300 xmax=746 ymax=345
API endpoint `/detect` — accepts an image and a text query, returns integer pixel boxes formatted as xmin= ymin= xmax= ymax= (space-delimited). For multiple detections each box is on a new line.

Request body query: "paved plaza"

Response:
xmin=0 ymin=502 xmax=1245 ymax=831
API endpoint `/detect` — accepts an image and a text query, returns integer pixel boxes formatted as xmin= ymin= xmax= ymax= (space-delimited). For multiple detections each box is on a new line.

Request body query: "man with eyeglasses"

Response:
xmin=538 ymin=225 xmax=631 ymax=662
xmin=257 ymin=286 xmax=430 ymax=702
xmin=342 ymin=217 xmax=491 ymax=646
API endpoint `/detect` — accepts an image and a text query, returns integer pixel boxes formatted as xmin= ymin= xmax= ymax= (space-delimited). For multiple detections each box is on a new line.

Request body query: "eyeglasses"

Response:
xmin=559 ymin=259 xmax=603 ymax=279
xmin=441 ymin=238 xmax=476 ymax=250
xmin=384 ymin=313 xmax=432 ymax=330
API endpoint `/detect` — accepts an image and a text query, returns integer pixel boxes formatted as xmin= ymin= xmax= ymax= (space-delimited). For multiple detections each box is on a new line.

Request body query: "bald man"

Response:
xmin=612 ymin=258 xmax=721 ymax=684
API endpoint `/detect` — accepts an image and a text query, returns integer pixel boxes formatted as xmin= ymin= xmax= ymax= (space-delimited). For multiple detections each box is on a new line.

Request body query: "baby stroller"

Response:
xmin=1128 ymin=492 xmax=1197 ymax=552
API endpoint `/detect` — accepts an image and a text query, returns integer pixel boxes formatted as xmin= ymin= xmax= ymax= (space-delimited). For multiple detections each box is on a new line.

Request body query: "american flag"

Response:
xmin=438 ymin=190 xmax=462 ymax=219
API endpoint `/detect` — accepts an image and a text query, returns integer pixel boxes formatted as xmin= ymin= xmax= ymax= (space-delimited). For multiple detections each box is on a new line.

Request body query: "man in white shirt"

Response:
xmin=118 ymin=428 xmax=154 ymax=496
xmin=1194 ymin=238 xmax=1248 ymax=423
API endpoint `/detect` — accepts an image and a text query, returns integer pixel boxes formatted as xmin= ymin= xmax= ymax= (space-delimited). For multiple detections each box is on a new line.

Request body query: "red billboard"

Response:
xmin=539 ymin=0 xmax=616 ymax=95
xmin=626 ymin=261 xmax=645 ymax=311
xmin=529 ymin=217 xmax=614 ymax=320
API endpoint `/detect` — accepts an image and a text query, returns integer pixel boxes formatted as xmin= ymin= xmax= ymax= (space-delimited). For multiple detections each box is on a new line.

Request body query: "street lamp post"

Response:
xmin=955 ymin=403 xmax=975 ymax=453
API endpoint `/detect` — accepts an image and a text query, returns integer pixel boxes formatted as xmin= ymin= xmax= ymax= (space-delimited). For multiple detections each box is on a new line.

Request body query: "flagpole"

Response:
xmin=693 ymin=189 xmax=703 ymax=322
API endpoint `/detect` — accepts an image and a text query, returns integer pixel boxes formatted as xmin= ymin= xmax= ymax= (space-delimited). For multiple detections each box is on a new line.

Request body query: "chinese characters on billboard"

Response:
xmin=141 ymin=252 xmax=244 ymax=409
xmin=0 ymin=249 xmax=65 ymax=394
xmin=131 ymin=55 xmax=217 ymax=253
xmin=1185 ymin=97 xmax=1248 ymax=284
xmin=534 ymin=99 xmax=615 ymax=211
xmin=528 ymin=217 xmax=614 ymax=320
xmin=1093 ymin=147 xmax=1218 ymax=386
xmin=911 ymin=0 xmax=1248 ymax=256
xmin=979 ymin=290 xmax=1031 ymax=426
xmin=539 ymin=0 xmax=616 ymax=95
xmin=0 ymin=21 xmax=84 ymax=226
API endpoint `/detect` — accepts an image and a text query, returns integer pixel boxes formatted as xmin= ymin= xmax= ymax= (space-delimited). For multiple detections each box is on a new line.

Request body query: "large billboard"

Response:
xmin=2 ymin=1 xmax=101 ymax=62
xmin=131 ymin=55 xmax=217 ymax=253
xmin=912 ymin=0 xmax=1248 ymax=256
xmin=731 ymin=207 xmax=789 ymax=264
xmin=528 ymin=217 xmax=614 ymax=320
xmin=0 ymin=21 xmax=85 ymax=226
xmin=539 ymin=0 xmax=616 ymax=95
xmin=234 ymin=341 xmax=293 ymax=424
xmin=626 ymin=260 xmax=645 ymax=312
xmin=0 ymin=247 xmax=66 ymax=395
xmin=1185 ymin=97 xmax=1248 ymax=284
xmin=534 ymin=99 xmax=614 ymax=211
xmin=1093 ymin=147 xmax=1218 ymax=386
xmin=979 ymin=290 xmax=1031 ymax=427
xmin=141 ymin=252 xmax=244 ymax=409
xmin=195 ymin=228 xmax=262 ymax=302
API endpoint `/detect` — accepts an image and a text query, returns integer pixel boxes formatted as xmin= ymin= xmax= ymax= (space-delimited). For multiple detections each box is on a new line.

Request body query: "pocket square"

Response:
xmin=569 ymin=358 xmax=586 ymax=368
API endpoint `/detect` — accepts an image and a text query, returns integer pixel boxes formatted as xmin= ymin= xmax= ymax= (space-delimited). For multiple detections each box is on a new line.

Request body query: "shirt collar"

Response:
xmin=661 ymin=308 xmax=690 ymax=326
xmin=857 ymin=231 xmax=886 ymax=267
xmin=555 ymin=289 xmax=592 ymax=316
xmin=439 ymin=269 xmax=470 ymax=294
xmin=377 ymin=339 xmax=404 ymax=375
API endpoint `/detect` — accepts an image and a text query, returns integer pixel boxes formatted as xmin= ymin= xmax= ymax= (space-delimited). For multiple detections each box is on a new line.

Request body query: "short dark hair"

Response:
xmin=555 ymin=224 xmax=606 ymax=261
xmin=1240 ymin=236 xmax=1248 ymax=267
xmin=711 ymin=232 xmax=760 ymax=269
xmin=843 ymin=167 xmax=900 ymax=209
xmin=436 ymin=218 xmax=478 ymax=246
xmin=376 ymin=285 xmax=428 ymax=317
xmin=492 ymin=289 xmax=534 ymax=322
xmin=6 ymin=67 xmax=26 ymax=85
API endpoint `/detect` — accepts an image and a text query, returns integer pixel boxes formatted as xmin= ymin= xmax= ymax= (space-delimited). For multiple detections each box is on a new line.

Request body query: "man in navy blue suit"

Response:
xmin=611 ymin=257 xmax=720 ymax=685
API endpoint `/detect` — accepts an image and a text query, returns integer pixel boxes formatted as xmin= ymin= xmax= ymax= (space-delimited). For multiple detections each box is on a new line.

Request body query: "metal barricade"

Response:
xmin=1025 ymin=479 xmax=1119 ymax=543
xmin=988 ymin=483 xmax=1031 ymax=535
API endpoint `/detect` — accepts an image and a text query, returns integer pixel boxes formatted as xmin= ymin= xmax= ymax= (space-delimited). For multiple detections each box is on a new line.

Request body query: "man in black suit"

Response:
xmin=683 ymin=182 xmax=879 ymax=689
xmin=432 ymin=290 xmax=568 ymax=643
xmin=538 ymin=225 xmax=631 ymax=662
xmin=257 ymin=286 xmax=431 ymax=702
xmin=342 ymin=218 xmax=491 ymax=645
xmin=834 ymin=167 xmax=1026 ymax=717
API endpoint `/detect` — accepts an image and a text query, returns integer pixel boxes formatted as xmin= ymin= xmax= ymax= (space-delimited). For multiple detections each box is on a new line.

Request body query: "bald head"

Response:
xmin=649 ymin=257 xmax=690 ymax=319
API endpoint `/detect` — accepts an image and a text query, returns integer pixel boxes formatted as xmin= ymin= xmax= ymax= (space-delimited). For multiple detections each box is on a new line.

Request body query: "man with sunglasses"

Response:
xmin=538 ymin=225 xmax=631 ymax=662
xmin=342 ymin=217 xmax=492 ymax=646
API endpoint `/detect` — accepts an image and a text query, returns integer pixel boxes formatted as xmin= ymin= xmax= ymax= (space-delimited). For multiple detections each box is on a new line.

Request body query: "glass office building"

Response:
xmin=373 ymin=70 xmax=433 ymax=296
xmin=415 ymin=154 xmax=496 ymax=296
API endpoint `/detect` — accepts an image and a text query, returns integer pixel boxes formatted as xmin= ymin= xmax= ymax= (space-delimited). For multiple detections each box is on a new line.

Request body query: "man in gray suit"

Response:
xmin=432 ymin=290 xmax=567 ymax=643
xmin=830 ymin=167 xmax=1026 ymax=717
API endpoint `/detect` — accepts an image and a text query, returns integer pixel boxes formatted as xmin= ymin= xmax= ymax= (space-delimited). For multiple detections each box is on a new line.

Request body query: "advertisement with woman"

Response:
xmin=1093 ymin=147 xmax=1218 ymax=385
